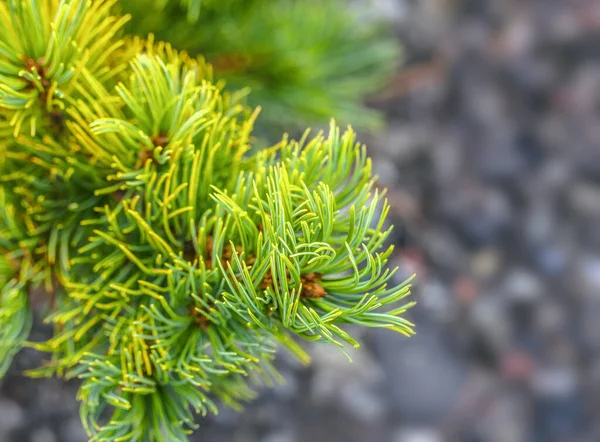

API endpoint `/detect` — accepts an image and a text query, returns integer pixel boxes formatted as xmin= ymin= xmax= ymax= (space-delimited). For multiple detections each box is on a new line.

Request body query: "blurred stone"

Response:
xmin=532 ymin=364 xmax=582 ymax=441
xmin=393 ymin=427 xmax=442 ymax=442
xmin=339 ymin=383 xmax=385 ymax=422
xmin=30 ymin=427 xmax=57 ymax=442
xmin=471 ymin=293 xmax=510 ymax=349
xmin=373 ymin=328 xmax=465 ymax=423
xmin=379 ymin=126 xmax=429 ymax=162
xmin=59 ymin=417 xmax=87 ymax=442
xmin=419 ymin=278 xmax=452 ymax=321
xmin=387 ymin=188 xmax=422 ymax=222
xmin=532 ymin=243 xmax=568 ymax=278
xmin=501 ymin=349 xmax=535 ymax=382
xmin=570 ymin=181 xmax=600 ymax=218
xmin=478 ymin=392 xmax=530 ymax=442
xmin=564 ymin=63 xmax=600 ymax=116
xmin=373 ymin=156 xmax=400 ymax=186
xmin=535 ymin=300 xmax=567 ymax=336
xmin=523 ymin=202 xmax=556 ymax=246
xmin=261 ymin=431 xmax=296 ymax=442
xmin=392 ymin=248 xmax=427 ymax=284
xmin=310 ymin=344 xmax=383 ymax=406
xmin=421 ymin=228 xmax=468 ymax=272
xmin=366 ymin=0 xmax=410 ymax=22
xmin=447 ymin=186 xmax=513 ymax=248
xmin=495 ymin=13 xmax=535 ymax=60
xmin=212 ymin=406 xmax=240 ymax=427
xmin=254 ymin=402 xmax=287 ymax=428
xmin=431 ymin=130 xmax=463 ymax=187
xmin=476 ymin=136 xmax=530 ymax=182
xmin=0 ymin=399 xmax=24 ymax=435
xmin=539 ymin=159 xmax=571 ymax=191
xmin=272 ymin=371 xmax=298 ymax=400
xmin=453 ymin=275 xmax=480 ymax=306
xmin=503 ymin=269 xmax=542 ymax=303
xmin=470 ymin=247 xmax=502 ymax=280
xmin=576 ymin=255 xmax=600 ymax=296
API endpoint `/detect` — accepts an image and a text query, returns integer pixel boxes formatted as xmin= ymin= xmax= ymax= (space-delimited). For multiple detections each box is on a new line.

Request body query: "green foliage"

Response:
xmin=0 ymin=1 xmax=413 ymax=441
xmin=122 ymin=0 xmax=401 ymax=133
xmin=0 ymin=253 xmax=32 ymax=378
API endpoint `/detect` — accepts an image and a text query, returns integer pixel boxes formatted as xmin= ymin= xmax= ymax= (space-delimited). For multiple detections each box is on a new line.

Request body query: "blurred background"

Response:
xmin=3 ymin=0 xmax=600 ymax=441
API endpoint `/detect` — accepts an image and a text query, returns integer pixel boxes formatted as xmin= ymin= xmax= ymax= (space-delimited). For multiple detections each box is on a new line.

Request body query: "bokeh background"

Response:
xmin=2 ymin=0 xmax=600 ymax=441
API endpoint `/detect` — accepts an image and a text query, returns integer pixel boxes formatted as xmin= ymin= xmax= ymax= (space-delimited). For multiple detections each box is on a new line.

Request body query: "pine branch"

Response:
xmin=122 ymin=0 xmax=401 ymax=132
xmin=0 ymin=1 xmax=414 ymax=441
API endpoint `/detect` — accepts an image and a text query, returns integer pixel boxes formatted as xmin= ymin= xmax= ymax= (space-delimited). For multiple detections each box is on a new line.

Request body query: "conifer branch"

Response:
xmin=122 ymin=0 xmax=401 ymax=131
xmin=0 ymin=1 xmax=414 ymax=440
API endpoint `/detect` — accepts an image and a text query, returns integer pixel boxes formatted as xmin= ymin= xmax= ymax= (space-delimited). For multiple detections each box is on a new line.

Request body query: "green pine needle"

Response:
xmin=0 ymin=1 xmax=414 ymax=441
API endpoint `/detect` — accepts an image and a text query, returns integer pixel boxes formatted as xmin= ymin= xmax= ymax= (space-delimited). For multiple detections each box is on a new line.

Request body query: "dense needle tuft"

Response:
xmin=0 ymin=1 xmax=414 ymax=441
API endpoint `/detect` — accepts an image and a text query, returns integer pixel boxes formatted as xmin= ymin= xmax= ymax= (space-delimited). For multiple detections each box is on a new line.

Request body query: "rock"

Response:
xmin=339 ymin=383 xmax=385 ymax=422
xmin=373 ymin=328 xmax=466 ymax=423
xmin=535 ymin=299 xmax=567 ymax=337
xmin=378 ymin=126 xmax=430 ymax=163
xmin=470 ymin=247 xmax=502 ymax=280
xmin=59 ymin=417 xmax=87 ymax=442
xmin=0 ymin=399 xmax=24 ymax=436
xmin=523 ymin=202 xmax=556 ymax=246
xmin=272 ymin=371 xmax=298 ymax=400
xmin=532 ymin=243 xmax=568 ymax=278
xmin=503 ymin=269 xmax=542 ymax=303
xmin=353 ymin=0 xmax=410 ymax=23
xmin=30 ymin=427 xmax=57 ymax=442
xmin=569 ymin=180 xmax=600 ymax=218
xmin=453 ymin=275 xmax=480 ymax=306
xmin=261 ymin=430 xmax=296 ymax=442
xmin=576 ymin=255 xmax=600 ymax=297
xmin=373 ymin=156 xmax=400 ymax=186
xmin=445 ymin=185 xmax=513 ymax=248
xmin=421 ymin=228 xmax=468 ymax=272
xmin=393 ymin=427 xmax=442 ymax=442
xmin=310 ymin=344 xmax=383 ymax=406
xmin=418 ymin=278 xmax=452 ymax=321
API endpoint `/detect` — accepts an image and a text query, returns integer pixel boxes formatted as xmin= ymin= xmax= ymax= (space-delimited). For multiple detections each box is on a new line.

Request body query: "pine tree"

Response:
xmin=121 ymin=0 xmax=401 ymax=134
xmin=0 ymin=1 xmax=414 ymax=441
